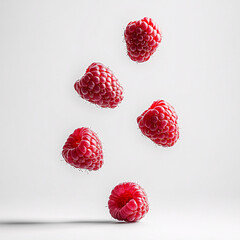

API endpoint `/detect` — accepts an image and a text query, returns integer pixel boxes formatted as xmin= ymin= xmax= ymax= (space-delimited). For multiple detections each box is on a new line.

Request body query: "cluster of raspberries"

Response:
xmin=62 ymin=17 xmax=179 ymax=223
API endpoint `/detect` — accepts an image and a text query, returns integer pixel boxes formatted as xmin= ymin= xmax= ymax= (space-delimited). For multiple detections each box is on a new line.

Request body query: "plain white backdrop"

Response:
xmin=0 ymin=0 xmax=240 ymax=239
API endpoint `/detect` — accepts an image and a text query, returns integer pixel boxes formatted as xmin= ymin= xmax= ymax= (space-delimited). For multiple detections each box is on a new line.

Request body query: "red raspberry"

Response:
xmin=74 ymin=62 xmax=124 ymax=108
xmin=108 ymin=182 xmax=149 ymax=222
xmin=124 ymin=17 xmax=162 ymax=63
xmin=62 ymin=128 xmax=103 ymax=171
xmin=137 ymin=100 xmax=179 ymax=147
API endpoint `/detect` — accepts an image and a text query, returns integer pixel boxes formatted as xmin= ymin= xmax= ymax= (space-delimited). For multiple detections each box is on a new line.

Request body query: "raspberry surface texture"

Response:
xmin=74 ymin=62 xmax=123 ymax=108
xmin=137 ymin=100 xmax=179 ymax=147
xmin=124 ymin=17 xmax=162 ymax=63
xmin=62 ymin=127 xmax=103 ymax=171
xmin=108 ymin=182 xmax=149 ymax=222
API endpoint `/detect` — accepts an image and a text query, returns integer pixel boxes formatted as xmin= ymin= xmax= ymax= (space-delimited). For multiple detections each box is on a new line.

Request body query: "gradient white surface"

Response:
xmin=0 ymin=0 xmax=240 ymax=239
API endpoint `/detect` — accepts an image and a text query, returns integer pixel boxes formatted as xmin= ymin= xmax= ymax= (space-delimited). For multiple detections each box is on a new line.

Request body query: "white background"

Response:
xmin=0 ymin=0 xmax=240 ymax=239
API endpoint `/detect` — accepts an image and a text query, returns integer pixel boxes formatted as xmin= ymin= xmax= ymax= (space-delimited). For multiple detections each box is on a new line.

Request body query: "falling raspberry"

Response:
xmin=62 ymin=127 xmax=103 ymax=171
xmin=74 ymin=62 xmax=124 ymax=108
xmin=108 ymin=182 xmax=149 ymax=222
xmin=124 ymin=17 xmax=162 ymax=63
xmin=137 ymin=100 xmax=179 ymax=147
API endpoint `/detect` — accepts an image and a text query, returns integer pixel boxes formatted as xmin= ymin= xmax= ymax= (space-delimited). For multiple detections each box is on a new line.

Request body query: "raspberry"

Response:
xmin=137 ymin=100 xmax=179 ymax=147
xmin=74 ymin=62 xmax=124 ymax=108
xmin=62 ymin=127 xmax=103 ymax=171
xmin=108 ymin=182 xmax=149 ymax=222
xmin=124 ymin=17 xmax=162 ymax=63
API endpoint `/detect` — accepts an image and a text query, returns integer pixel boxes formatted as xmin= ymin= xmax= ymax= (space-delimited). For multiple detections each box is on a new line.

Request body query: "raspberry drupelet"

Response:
xmin=108 ymin=182 xmax=149 ymax=222
xmin=62 ymin=127 xmax=103 ymax=171
xmin=74 ymin=62 xmax=124 ymax=108
xmin=137 ymin=100 xmax=179 ymax=147
xmin=124 ymin=17 xmax=162 ymax=63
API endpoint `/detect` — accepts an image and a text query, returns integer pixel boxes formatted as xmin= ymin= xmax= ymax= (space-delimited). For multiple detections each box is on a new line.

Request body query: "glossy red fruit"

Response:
xmin=137 ymin=100 xmax=179 ymax=147
xmin=108 ymin=182 xmax=149 ymax=222
xmin=62 ymin=128 xmax=103 ymax=171
xmin=124 ymin=17 xmax=162 ymax=63
xmin=74 ymin=63 xmax=123 ymax=108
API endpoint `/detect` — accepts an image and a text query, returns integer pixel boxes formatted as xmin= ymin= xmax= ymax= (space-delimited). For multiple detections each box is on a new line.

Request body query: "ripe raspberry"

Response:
xmin=137 ymin=100 xmax=179 ymax=147
xmin=108 ymin=182 xmax=149 ymax=222
xmin=74 ymin=62 xmax=123 ymax=108
xmin=124 ymin=17 xmax=162 ymax=63
xmin=62 ymin=127 xmax=103 ymax=171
